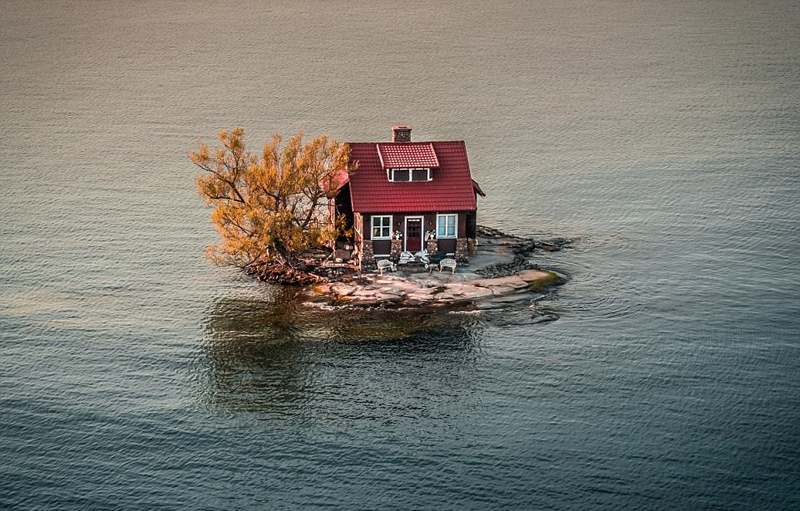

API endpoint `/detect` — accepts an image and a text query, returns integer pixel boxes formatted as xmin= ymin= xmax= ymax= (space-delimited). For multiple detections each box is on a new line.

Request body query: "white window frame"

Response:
xmin=437 ymin=214 xmax=457 ymax=239
xmin=387 ymin=168 xmax=431 ymax=182
xmin=371 ymin=215 xmax=392 ymax=240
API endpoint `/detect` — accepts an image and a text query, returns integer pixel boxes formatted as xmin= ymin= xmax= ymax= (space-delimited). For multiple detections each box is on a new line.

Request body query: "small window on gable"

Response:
xmin=388 ymin=168 xmax=431 ymax=182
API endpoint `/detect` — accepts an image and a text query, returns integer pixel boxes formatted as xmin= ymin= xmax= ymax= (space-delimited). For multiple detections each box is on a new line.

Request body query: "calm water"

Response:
xmin=2 ymin=0 xmax=799 ymax=509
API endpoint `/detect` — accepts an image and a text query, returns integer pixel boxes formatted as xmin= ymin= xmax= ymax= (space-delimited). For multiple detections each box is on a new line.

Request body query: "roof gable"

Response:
xmin=377 ymin=142 xmax=440 ymax=168
xmin=346 ymin=140 xmax=479 ymax=213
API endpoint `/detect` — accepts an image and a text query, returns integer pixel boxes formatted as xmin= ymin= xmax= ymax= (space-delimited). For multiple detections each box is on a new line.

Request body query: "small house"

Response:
xmin=332 ymin=125 xmax=485 ymax=269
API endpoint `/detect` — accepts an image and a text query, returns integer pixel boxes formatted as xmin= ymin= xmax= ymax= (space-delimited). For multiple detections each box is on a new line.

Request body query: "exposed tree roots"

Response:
xmin=247 ymin=261 xmax=330 ymax=286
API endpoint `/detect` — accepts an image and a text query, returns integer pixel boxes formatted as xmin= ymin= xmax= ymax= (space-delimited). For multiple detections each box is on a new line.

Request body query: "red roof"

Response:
xmin=345 ymin=140 xmax=480 ymax=213
xmin=377 ymin=142 xmax=440 ymax=168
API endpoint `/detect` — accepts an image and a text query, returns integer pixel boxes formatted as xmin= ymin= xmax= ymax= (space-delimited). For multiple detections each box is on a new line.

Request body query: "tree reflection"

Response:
xmin=198 ymin=291 xmax=484 ymax=417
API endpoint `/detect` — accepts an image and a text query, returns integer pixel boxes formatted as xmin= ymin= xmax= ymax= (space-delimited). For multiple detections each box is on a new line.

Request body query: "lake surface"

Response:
xmin=2 ymin=0 xmax=799 ymax=509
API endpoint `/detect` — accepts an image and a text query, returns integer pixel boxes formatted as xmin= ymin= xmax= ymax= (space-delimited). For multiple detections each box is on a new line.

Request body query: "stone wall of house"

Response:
xmin=361 ymin=240 xmax=375 ymax=269
xmin=455 ymin=238 xmax=470 ymax=263
xmin=390 ymin=239 xmax=402 ymax=262
xmin=468 ymin=238 xmax=477 ymax=255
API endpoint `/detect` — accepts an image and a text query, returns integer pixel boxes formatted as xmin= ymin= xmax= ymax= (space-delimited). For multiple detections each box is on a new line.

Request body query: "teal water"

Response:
xmin=1 ymin=0 xmax=799 ymax=509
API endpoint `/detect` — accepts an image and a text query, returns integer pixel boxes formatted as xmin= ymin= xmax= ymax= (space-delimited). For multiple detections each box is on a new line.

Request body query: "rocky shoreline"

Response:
xmin=300 ymin=229 xmax=570 ymax=309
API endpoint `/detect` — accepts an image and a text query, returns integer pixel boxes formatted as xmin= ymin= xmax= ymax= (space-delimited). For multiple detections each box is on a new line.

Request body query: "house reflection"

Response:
xmin=198 ymin=293 xmax=484 ymax=417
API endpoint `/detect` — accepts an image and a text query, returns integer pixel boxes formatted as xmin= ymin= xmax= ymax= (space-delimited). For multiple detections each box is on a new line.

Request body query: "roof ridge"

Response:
xmin=349 ymin=140 xmax=466 ymax=145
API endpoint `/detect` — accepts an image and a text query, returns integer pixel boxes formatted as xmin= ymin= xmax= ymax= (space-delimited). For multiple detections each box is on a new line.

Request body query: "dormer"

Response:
xmin=377 ymin=126 xmax=440 ymax=183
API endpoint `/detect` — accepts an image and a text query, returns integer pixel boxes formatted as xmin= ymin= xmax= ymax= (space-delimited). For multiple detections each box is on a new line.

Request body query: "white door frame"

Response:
xmin=404 ymin=216 xmax=424 ymax=252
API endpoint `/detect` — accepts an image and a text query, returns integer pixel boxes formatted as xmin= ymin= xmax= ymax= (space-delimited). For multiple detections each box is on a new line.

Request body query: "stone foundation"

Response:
xmin=390 ymin=239 xmax=402 ymax=262
xmin=455 ymin=238 xmax=470 ymax=263
xmin=425 ymin=239 xmax=438 ymax=256
xmin=360 ymin=240 xmax=375 ymax=270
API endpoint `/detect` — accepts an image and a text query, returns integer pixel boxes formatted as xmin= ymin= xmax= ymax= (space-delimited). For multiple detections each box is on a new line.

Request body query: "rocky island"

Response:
xmin=302 ymin=228 xmax=569 ymax=310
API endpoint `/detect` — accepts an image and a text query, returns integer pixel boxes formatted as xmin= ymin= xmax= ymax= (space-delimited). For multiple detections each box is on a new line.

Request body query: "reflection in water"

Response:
xmin=198 ymin=290 xmax=485 ymax=418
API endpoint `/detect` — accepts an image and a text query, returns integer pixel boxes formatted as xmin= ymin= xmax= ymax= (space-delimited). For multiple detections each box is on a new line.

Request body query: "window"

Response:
xmin=437 ymin=214 xmax=457 ymax=239
xmin=411 ymin=169 xmax=429 ymax=181
xmin=371 ymin=215 xmax=392 ymax=239
xmin=391 ymin=169 xmax=409 ymax=182
xmin=388 ymin=168 xmax=431 ymax=182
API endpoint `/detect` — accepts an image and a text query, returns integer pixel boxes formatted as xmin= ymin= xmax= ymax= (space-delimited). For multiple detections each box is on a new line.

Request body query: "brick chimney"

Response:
xmin=391 ymin=125 xmax=412 ymax=143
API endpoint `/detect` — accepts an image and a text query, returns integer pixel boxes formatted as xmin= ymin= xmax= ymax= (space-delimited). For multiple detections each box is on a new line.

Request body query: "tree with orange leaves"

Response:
xmin=190 ymin=127 xmax=353 ymax=283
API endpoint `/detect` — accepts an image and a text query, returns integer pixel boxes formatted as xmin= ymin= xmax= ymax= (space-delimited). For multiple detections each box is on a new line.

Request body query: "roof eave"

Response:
xmin=472 ymin=179 xmax=486 ymax=197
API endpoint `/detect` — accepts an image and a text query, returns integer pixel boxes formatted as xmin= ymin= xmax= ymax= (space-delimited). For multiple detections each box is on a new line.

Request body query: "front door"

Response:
xmin=405 ymin=217 xmax=422 ymax=252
